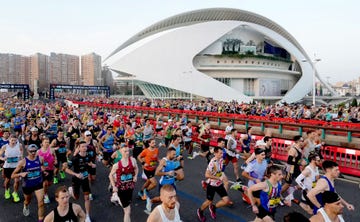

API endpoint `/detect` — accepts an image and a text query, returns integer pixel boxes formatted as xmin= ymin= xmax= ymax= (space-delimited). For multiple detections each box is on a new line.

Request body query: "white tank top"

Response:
xmin=4 ymin=142 xmax=21 ymax=168
xmin=156 ymin=205 xmax=181 ymax=222
xmin=304 ymin=165 xmax=319 ymax=190
xmin=226 ymin=136 xmax=237 ymax=157
xmin=318 ymin=208 xmax=345 ymax=222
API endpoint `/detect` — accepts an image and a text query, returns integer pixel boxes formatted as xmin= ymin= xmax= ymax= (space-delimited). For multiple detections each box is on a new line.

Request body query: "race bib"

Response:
xmin=120 ymin=173 xmax=133 ymax=182
xmin=81 ymin=171 xmax=89 ymax=178
xmin=269 ymin=197 xmax=280 ymax=207
xmin=58 ymin=147 xmax=66 ymax=153
xmin=7 ymin=157 xmax=18 ymax=163
xmin=27 ymin=170 xmax=41 ymax=179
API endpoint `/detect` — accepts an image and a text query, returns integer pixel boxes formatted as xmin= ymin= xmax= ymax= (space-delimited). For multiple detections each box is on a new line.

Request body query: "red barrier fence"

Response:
xmin=73 ymin=101 xmax=360 ymax=177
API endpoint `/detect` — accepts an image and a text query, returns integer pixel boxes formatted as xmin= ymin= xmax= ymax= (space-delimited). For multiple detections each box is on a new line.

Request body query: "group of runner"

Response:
xmin=0 ymin=97 xmax=356 ymax=222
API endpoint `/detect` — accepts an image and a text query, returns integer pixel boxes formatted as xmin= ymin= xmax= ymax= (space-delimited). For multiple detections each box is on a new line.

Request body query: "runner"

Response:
xmin=37 ymin=136 xmax=57 ymax=204
xmin=44 ymin=185 xmax=86 ymax=222
xmin=67 ymin=117 xmax=81 ymax=151
xmin=281 ymin=135 xmax=304 ymax=196
xmin=224 ymin=129 xmax=241 ymax=182
xmin=238 ymin=148 xmax=268 ymax=205
xmin=147 ymin=184 xmax=181 ymax=222
xmin=0 ymin=134 xmax=22 ymax=202
xmin=133 ymin=126 xmax=144 ymax=159
xmin=143 ymin=118 xmax=154 ymax=147
xmin=309 ymin=191 xmax=345 ymax=222
xmin=155 ymin=113 xmax=164 ymax=138
xmin=25 ymin=127 xmax=42 ymax=150
xmin=138 ymin=139 xmax=159 ymax=200
xmin=239 ymin=126 xmax=253 ymax=157
xmin=196 ymin=147 xmax=231 ymax=222
xmin=99 ymin=126 xmax=116 ymax=167
xmin=295 ymin=152 xmax=321 ymax=214
xmin=109 ymin=145 xmax=139 ymax=222
xmin=63 ymin=141 xmax=94 ymax=222
xmin=164 ymin=119 xmax=174 ymax=148
xmin=145 ymin=147 xmax=177 ymax=213
xmin=11 ymin=144 xmax=44 ymax=221
xmin=247 ymin=165 xmax=290 ymax=222
xmin=307 ymin=160 xmax=354 ymax=214
xmin=168 ymin=135 xmax=184 ymax=181
xmin=197 ymin=122 xmax=212 ymax=163
xmin=50 ymin=129 xmax=70 ymax=184
xmin=182 ymin=121 xmax=193 ymax=155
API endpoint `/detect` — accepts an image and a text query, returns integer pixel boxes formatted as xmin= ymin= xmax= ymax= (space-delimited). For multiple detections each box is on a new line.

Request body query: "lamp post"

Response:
xmin=302 ymin=57 xmax=321 ymax=106
xmin=131 ymin=77 xmax=134 ymax=100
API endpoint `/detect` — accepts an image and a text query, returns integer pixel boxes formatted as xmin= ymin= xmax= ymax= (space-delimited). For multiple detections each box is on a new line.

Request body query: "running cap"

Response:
xmin=322 ymin=191 xmax=340 ymax=204
xmin=30 ymin=127 xmax=38 ymax=132
xmin=85 ymin=131 xmax=92 ymax=136
xmin=27 ymin=144 xmax=38 ymax=150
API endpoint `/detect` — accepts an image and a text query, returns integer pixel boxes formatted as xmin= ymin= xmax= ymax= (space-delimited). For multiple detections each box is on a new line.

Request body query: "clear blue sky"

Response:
xmin=1 ymin=0 xmax=359 ymax=83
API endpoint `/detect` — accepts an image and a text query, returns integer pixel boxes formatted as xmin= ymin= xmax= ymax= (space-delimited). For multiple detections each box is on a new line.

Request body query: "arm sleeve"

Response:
xmin=295 ymin=173 xmax=307 ymax=190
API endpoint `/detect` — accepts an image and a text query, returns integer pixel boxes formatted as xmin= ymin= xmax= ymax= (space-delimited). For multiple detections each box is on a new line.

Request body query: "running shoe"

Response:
xmin=230 ymin=182 xmax=243 ymax=191
xmin=143 ymin=189 xmax=149 ymax=200
xmin=201 ymin=180 xmax=208 ymax=191
xmin=53 ymin=177 xmax=59 ymax=184
xmin=12 ymin=191 xmax=20 ymax=203
xmin=4 ymin=189 xmax=10 ymax=199
xmin=138 ymin=190 xmax=145 ymax=200
xmin=209 ymin=204 xmax=216 ymax=219
xmin=197 ymin=208 xmax=206 ymax=222
xmin=23 ymin=204 xmax=30 ymax=216
xmin=240 ymin=163 xmax=247 ymax=170
xmin=146 ymin=197 xmax=152 ymax=213
xmin=60 ymin=171 xmax=66 ymax=179
xmin=85 ymin=215 xmax=91 ymax=222
xmin=44 ymin=194 xmax=50 ymax=204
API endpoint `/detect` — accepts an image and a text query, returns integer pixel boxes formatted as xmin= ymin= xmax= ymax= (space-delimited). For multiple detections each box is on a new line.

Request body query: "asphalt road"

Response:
xmin=1 ymin=142 xmax=359 ymax=222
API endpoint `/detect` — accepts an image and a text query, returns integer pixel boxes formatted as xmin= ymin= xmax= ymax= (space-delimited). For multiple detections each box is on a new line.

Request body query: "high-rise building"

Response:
xmin=0 ymin=53 xmax=29 ymax=85
xmin=49 ymin=53 xmax=79 ymax=85
xmin=81 ymin=53 xmax=102 ymax=85
xmin=29 ymin=53 xmax=49 ymax=91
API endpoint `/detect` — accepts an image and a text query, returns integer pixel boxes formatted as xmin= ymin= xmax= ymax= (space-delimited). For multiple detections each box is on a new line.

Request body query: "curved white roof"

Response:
xmin=106 ymin=8 xmax=336 ymax=103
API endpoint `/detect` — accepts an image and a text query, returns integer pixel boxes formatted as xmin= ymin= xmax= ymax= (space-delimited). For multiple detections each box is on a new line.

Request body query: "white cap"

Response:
xmin=85 ymin=131 xmax=92 ymax=136
xmin=255 ymin=140 xmax=266 ymax=147
xmin=30 ymin=127 xmax=38 ymax=132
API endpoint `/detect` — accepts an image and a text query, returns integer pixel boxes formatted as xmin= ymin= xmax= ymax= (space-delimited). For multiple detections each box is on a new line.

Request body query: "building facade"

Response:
xmin=105 ymin=8 xmax=337 ymax=103
xmin=81 ymin=53 xmax=102 ymax=85
xmin=49 ymin=53 xmax=79 ymax=85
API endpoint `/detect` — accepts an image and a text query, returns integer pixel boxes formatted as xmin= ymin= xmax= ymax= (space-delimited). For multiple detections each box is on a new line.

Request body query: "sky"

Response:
xmin=1 ymin=0 xmax=359 ymax=83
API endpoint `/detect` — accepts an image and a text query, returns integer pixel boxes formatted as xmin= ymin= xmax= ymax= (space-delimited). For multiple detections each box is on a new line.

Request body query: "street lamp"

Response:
xmin=302 ymin=57 xmax=321 ymax=106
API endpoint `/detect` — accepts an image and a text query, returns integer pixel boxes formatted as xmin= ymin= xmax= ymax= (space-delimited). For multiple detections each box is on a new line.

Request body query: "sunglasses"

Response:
xmin=86 ymin=135 xmax=92 ymax=137
xmin=29 ymin=150 xmax=37 ymax=153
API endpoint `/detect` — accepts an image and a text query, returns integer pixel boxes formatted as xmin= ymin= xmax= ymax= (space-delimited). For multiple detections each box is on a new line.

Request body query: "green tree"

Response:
xmin=351 ymin=98 xmax=358 ymax=107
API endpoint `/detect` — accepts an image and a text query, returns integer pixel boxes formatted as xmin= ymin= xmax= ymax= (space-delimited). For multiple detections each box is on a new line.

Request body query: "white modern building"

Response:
xmin=105 ymin=8 xmax=336 ymax=103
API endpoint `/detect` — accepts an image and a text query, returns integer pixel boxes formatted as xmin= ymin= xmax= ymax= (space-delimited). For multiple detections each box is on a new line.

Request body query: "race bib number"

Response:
xmin=7 ymin=157 xmax=19 ymax=163
xmin=269 ymin=197 xmax=280 ymax=207
xmin=120 ymin=173 xmax=133 ymax=182
xmin=27 ymin=170 xmax=41 ymax=179
xmin=58 ymin=147 xmax=67 ymax=153
xmin=81 ymin=171 xmax=89 ymax=178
